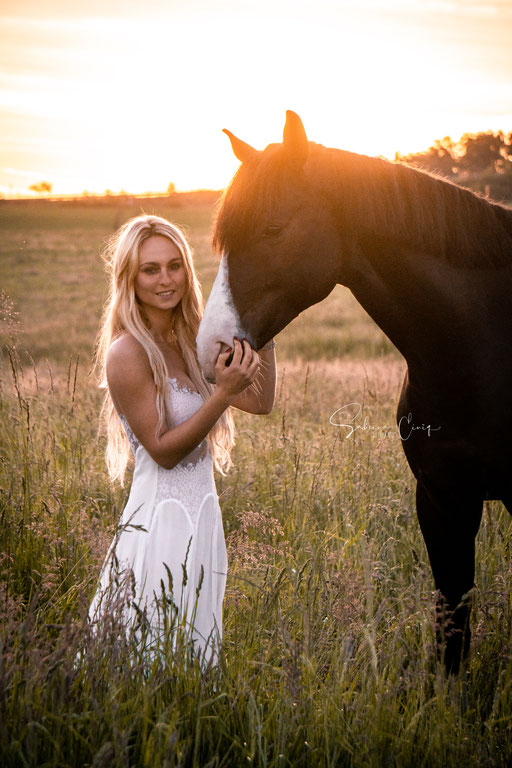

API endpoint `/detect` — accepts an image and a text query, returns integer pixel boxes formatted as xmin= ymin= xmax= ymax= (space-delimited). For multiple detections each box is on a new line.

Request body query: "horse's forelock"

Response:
xmin=213 ymin=149 xmax=290 ymax=254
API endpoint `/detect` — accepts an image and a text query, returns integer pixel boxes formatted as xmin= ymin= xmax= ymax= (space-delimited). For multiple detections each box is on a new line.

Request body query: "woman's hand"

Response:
xmin=214 ymin=338 xmax=260 ymax=401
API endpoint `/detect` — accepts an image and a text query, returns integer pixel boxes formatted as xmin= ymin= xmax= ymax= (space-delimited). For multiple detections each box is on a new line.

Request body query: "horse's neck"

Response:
xmin=344 ymin=230 xmax=511 ymax=383
xmin=313 ymin=147 xmax=512 ymax=271
xmin=344 ymin=239 xmax=441 ymax=365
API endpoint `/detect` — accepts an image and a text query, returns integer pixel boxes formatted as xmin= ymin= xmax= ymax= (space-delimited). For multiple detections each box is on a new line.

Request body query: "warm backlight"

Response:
xmin=1 ymin=2 xmax=511 ymax=195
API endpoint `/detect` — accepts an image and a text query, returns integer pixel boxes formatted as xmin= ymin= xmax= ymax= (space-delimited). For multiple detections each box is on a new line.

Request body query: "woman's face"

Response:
xmin=134 ymin=235 xmax=187 ymax=313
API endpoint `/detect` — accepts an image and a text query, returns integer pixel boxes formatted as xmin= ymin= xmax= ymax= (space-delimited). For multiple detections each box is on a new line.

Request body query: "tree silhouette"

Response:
xmin=458 ymin=131 xmax=512 ymax=174
xmin=29 ymin=181 xmax=52 ymax=195
xmin=397 ymin=131 xmax=512 ymax=177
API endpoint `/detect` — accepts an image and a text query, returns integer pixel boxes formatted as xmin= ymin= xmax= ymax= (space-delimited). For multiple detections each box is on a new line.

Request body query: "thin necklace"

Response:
xmin=155 ymin=328 xmax=178 ymax=345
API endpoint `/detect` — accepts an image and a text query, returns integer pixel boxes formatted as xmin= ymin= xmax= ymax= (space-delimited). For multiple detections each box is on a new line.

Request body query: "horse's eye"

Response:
xmin=262 ymin=225 xmax=282 ymax=238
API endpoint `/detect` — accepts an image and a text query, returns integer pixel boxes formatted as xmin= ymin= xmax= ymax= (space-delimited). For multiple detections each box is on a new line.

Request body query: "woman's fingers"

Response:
xmin=239 ymin=342 xmax=260 ymax=385
xmin=231 ymin=337 xmax=244 ymax=366
xmin=240 ymin=338 xmax=257 ymax=368
xmin=215 ymin=347 xmax=232 ymax=371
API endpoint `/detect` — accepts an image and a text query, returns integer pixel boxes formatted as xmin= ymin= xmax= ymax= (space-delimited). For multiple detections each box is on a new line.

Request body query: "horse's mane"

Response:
xmin=213 ymin=143 xmax=512 ymax=269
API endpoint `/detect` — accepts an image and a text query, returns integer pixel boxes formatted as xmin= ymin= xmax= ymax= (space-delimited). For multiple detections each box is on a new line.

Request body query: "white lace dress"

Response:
xmin=88 ymin=377 xmax=228 ymax=666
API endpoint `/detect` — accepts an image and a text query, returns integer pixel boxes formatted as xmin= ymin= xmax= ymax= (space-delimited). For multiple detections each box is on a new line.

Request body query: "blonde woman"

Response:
xmin=89 ymin=214 xmax=276 ymax=665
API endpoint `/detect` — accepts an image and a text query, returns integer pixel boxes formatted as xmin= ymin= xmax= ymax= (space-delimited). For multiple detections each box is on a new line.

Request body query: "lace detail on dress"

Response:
xmin=119 ymin=376 xmax=214 ymax=523
xmin=166 ymin=377 xmax=208 ymax=466
xmin=167 ymin=376 xmax=197 ymax=396
xmin=119 ymin=414 xmax=140 ymax=454
xmin=154 ymin=455 xmax=215 ymax=524
xmin=154 ymin=378 xmax=213 ymax=521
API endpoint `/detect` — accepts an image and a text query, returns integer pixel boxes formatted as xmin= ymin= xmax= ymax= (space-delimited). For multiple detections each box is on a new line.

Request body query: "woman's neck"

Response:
xmin=143 ymin=305 xmax=176 ymax=344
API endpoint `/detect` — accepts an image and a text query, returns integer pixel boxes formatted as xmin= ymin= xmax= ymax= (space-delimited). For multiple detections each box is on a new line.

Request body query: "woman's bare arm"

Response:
xmin=107 ymin=335 xmax=259 ymax=469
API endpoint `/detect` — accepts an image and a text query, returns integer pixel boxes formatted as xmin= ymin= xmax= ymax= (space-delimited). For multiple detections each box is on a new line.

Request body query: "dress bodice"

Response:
xmin=119 ymin=377 xmax=214 ymax=522
xmin=120 ymin=376 xmax=208 ymax=466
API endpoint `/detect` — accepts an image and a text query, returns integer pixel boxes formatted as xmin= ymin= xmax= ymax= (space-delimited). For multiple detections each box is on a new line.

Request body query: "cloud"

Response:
xmin=2 ymin=166 xmax=51 ymax=179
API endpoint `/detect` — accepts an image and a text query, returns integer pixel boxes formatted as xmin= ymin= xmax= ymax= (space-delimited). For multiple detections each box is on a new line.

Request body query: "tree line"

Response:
xmin=396 ymin=130 xmax=512 ymax=202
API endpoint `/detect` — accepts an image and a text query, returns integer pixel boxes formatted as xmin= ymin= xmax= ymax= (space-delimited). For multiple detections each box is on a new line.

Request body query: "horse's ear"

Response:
xmin=283 ymin=110 xmax=308 ymax=168
xmin=223 ymin=129 xmax=258 ymax=163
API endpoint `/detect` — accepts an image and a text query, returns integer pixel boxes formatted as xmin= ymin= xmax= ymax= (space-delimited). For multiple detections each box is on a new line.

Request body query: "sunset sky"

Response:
xmin=1 ymin=0 xmax=512 ymax=195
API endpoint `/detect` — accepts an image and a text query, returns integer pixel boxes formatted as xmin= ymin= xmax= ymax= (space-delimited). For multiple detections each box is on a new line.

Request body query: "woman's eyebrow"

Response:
xmin=140 ymin=256 xmax=182 ymax=266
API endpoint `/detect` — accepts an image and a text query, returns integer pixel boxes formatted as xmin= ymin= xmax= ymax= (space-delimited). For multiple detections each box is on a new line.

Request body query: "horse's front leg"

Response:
xmin=416 ymin=478 xmax=483 ymax=674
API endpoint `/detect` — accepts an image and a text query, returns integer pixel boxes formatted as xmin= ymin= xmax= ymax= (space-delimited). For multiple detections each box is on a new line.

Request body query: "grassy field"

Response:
xmin=0 ymin=199 xmax=511 ymax=767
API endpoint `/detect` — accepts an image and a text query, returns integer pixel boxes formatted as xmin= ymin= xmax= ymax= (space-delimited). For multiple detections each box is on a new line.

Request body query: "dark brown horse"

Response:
xmin=196 ymin=111 xmax=512 ymax=673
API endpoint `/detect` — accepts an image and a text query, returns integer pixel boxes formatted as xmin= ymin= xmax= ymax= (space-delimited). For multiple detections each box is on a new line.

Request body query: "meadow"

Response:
xmin=0 ymin=198 xmax=511 ymax=767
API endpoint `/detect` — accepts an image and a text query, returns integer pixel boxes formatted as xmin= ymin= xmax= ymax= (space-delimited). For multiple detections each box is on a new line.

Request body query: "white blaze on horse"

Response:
xmin=196 ymin=111 xmax=512 ymax=673
xmin=196 ymin=256 xmax=245 ymax=382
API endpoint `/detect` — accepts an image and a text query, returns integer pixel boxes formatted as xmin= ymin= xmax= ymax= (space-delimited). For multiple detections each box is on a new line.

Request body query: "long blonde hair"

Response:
xmin=95 ymin=214 xmax=235 ymax=483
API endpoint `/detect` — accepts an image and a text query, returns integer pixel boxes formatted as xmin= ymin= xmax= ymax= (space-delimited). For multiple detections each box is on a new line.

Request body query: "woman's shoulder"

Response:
xmin=107 ymin=333 xmax=151 ymax=383
xmin=108 ymin=332 xmax=144 ymax=360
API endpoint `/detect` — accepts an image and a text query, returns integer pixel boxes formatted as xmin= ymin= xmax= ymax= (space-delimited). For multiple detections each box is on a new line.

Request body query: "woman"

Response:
xmin=89 ymin=214 xmax=276 ymax=666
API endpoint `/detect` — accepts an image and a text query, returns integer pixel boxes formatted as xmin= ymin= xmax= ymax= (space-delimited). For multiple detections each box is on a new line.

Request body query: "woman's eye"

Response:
xmin=262 ymin=225 xmax=282 ymax=238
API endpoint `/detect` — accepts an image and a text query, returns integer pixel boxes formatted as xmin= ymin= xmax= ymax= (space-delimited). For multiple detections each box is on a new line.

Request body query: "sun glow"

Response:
xmin=1 ymin=1 xmax=511 ymax=195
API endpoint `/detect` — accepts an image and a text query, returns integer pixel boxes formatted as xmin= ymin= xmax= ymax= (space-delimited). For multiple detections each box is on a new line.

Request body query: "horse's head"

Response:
xmin=196 ymin=111 xmax=341 ymax=381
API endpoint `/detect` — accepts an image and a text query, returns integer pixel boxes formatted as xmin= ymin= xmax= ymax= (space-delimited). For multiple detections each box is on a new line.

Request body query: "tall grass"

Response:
xmin=1 ymin=351 xmax=511 ymax=767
